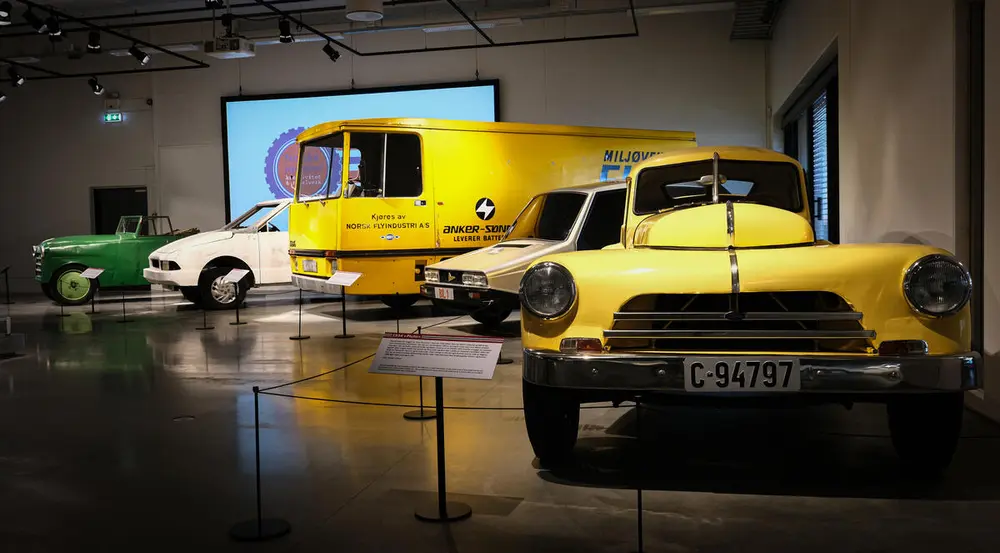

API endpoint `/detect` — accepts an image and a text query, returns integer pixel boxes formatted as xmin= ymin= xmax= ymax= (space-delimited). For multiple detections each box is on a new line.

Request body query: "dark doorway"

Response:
xmin=92 ymin=187 xmax=148 ymax=235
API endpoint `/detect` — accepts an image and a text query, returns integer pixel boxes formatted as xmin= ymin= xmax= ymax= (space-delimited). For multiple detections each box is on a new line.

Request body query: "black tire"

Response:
xmin=887 ymin=392 xmax=964 ymax=477
xmin=180 ymin=286 xmax=202 ymax=306
xmin=470 ymin=305 xmax=513 ymax=328
xmin=40 ymin=282 xmax=55 ymax=301
xmin=49 ymin=265 xmax=97 ymax=306
xmin=198 ymin=267 xmax=249 ymax=310
xmin=380 ymin=294 xmax=419 ymax=311
xmin=522 ymin=379 xmax=580 ymax=467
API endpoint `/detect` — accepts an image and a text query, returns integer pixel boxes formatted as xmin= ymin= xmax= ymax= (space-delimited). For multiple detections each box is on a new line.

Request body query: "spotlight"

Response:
xmin=88 ymin=77 xmax=104 ymax=95
xmin=46 ymin=16 xmax=60 ymax=37
xmin=87 ymin=31 xmax=102 ymax=53
xmin=23 ymin=9 xmax=46 ymax=33
xmin=7 ymin=67 xmax=24 ymax=87
xmin=205 ymin=0 xmax=223 ymax=7
xmin=0 ymin=90 xmax=6 ymax=104
xmin=128 ymin=44 xmax=150 ymax=65
xmin=322 ymin=42 xmax=340 ymax=62
xmin=0 ymin=2 xmax=11 ymax=26
xmin=278 ymin=18 xmax=293 ymax=43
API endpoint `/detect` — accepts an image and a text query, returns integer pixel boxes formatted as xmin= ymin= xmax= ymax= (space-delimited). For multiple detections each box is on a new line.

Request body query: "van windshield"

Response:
xmin=633 ymin=159 xmax=802 ymax=215
xmin=503 ymin=192 xmax=587 ymax=242
xmin=296 ymin=133 xmax=346 ymax=201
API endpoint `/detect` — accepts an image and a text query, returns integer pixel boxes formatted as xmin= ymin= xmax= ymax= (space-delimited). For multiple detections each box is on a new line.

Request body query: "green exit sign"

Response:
xmin=104 ymin=111 xmax=123 ymax=123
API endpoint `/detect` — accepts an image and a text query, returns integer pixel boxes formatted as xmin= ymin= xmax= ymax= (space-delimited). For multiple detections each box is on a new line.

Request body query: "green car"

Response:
xmin=33 ymin=215 xmax=199 ymax=305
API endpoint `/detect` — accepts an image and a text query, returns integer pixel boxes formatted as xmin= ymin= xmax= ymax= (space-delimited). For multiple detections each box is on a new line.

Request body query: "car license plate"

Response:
xmin=433 ymin=287 xmax=454 ymax=300
xmin=302 ymin=258 xmax=318 ymax=273
xmin=684 ymin=358 xmax=800 ymax=392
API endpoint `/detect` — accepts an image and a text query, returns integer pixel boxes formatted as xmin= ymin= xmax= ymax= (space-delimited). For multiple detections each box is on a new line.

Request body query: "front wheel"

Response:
xmin=522 ymin=379 xmax=580 ymax=467
xmin=380 ymin=294 xmax=419 ymax=311
xmin=198 ymin=267 xmax=249 ymax=310
xmin=49 ymin=265 xmax=97 ymax=306
xmin=887 ymin=392 xmax=964 ymax=477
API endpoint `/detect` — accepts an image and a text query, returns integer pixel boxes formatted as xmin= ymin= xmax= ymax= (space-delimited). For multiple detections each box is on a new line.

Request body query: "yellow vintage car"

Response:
xmin=519 ymin=146 xmax=981 ymax=475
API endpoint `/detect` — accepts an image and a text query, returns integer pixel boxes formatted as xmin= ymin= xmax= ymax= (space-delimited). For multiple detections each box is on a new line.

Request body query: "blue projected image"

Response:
xmin=223 ymin=82 xmax=497 ymax=220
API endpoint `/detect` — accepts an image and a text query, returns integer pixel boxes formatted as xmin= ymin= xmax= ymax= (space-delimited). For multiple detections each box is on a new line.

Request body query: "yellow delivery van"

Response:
xmin=288 ymin=117 xmax=696 ymax=308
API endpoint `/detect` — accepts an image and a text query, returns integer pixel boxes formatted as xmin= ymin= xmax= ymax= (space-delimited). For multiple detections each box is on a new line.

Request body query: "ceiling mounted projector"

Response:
xmin=346 ymin=0 xmax=383 ymax=22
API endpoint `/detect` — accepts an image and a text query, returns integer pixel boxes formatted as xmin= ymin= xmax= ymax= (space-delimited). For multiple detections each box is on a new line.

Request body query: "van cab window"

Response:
xmin=344 ymin=133 xmax=422 ymax=198
xmin=297 ymin=133 xmax=344 ymax=201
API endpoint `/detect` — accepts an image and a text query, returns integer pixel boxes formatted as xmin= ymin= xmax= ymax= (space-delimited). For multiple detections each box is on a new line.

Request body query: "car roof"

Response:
xmin=553 ymin=180 xmax=627 ymax=194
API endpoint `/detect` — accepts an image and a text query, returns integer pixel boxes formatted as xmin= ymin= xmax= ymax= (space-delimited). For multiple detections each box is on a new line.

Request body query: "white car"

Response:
xmin=143 ymin=200 xmax=292 ymax=309
xmin=420 ymin=181 xmax=627 ymax=327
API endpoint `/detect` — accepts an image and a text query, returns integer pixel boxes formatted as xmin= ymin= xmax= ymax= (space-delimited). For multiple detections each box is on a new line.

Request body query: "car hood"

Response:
xmin=430 ymin=240 xmax=565 ymax=276
xmin=152 ymin=231 xmax=234 ymax=256
xmin=40 ymin=234 xmax=120 ymax=250
xmin=634 ymin=203 xmax=814 ymax=249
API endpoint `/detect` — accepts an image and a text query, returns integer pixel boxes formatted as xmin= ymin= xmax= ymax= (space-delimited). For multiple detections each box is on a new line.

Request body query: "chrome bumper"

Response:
xmin=523 ymin=349 xmax=982 ymax=393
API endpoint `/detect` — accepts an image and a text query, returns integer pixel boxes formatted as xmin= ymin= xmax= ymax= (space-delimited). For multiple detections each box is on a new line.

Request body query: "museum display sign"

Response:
xmin=517 ymin=146 xmax=981 ymax=476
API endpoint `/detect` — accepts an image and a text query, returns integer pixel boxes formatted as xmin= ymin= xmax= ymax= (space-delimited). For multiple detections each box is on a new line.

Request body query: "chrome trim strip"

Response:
xmin=728 ymin=249 xmax=740 ymax=293
xmin=711 ymin=151 xmax=721 ymax=204
xmin=612 ymin=311 xmax=863 ymax=322
xmin=726 ymin=200 xmax=735 ymax=244
xmin=523 ymin=349 xmax=982 ymax=392
xmin=603 ymin=329 xmax=876 ymax=339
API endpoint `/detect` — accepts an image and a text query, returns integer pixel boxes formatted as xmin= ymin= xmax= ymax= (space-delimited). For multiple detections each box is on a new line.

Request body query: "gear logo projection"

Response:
xmin=265 ymin=127 xmax=359 ymax=199
xmin=223 ymin=82 xmax=498 ymax=220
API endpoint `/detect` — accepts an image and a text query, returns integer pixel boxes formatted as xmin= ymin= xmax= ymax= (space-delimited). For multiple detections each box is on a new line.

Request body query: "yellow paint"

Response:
xmin=289 ymin=118 xmax=696 ymax=295
xmin=523 ymin=147 xmax=971 ymax=356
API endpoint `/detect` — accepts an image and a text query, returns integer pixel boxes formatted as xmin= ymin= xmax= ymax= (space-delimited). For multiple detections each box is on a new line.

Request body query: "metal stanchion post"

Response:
xmin=335 ymin=288 xmax=353 ymax=339
xmin=289 ymin=289 xmax=310 ymax=341
xmin=229 ymin=386 xmax=291 ymax=541
xmin=2 ymin=267 xmax=12 ymax=305
xmin=414 ymin=377 xmax=471 ymax=523
xmin=231 ymin=301 xmax=247 ymax=326
xmin=196 ymin=307 xmax=214 ymax=331
xmin=633 ymin=397 xmax=644 ymax=553
xmin=404 ymin=327 xmax=436 ymax=420
xmin=117 ymin=290 xmax=132 ymax=324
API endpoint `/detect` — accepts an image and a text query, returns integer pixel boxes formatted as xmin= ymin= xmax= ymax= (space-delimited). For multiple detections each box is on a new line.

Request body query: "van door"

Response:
xmin=339 ymin=131 xmax=435 ymax=255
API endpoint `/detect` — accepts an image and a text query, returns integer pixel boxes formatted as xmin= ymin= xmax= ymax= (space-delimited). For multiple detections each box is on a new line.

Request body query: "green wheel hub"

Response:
xmin=55 ymin=270 xmax=92 ymax=302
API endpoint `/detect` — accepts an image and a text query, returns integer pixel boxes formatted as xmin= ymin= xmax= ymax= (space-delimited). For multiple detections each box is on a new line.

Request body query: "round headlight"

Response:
xmin=519 ymin=262 xmax=576 ymax=319
xmin=903 ymin=254 xmax=972 ymax=316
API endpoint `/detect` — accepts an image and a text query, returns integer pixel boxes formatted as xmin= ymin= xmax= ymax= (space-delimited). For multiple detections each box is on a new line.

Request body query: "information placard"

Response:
xmin=369 ymin=333 xmax=504 ymax=380
xmin=327 ymin=271 xmax=362 ymax=287
xmin=80 ymin=268 xmax=104 ymax=279
xmin=223 ymin=268 xmax=251 ymax=283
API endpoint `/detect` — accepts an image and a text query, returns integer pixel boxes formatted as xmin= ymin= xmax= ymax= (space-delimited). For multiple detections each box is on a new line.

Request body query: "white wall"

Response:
xmin=769 ymin=0 xmax=1000 ymax=419
xmin=0 ymin=10 xmax=765 ymax=292
xmin=769 ymin=0 xmax=963 ymax=252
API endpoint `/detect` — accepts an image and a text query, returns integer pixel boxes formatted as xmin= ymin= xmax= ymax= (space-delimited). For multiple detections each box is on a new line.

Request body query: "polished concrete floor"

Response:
xmin=1 ymin=287 xmax=1000 ymax=552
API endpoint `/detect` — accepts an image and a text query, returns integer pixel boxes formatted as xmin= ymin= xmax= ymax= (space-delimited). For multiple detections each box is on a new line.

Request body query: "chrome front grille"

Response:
xmin=33 ymin=248 xmax=42 ymax=277
xmin=606 ymin=292 xmax=873 ymax=353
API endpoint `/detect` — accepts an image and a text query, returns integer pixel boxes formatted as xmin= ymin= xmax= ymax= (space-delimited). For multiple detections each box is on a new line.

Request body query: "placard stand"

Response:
xmin=404 ymin=327 xmax=436 ymax=421
xmin=414 ymin=376 xmax=472 ymax=523
xmin=117 ymin=290 xmax=132 ymax=324
xmin=289 ymin=289 xmax=310 ymax=341
xmin=226 ymin=270 xmax=250 ymax=327
xmin=334 ymin=288 xmax=353 ymax=339
xmin=196 ymin=308 xmax=214 ymax=331
xmin=229 ymin=386 xmax=291 ymax=541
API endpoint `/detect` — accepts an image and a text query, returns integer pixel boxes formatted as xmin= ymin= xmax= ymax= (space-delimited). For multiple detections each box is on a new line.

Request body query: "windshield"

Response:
xmin=116 ymin=216 xmax=142 ymax=234
xmin=503 ymin=192 xmax=587 ymax=242
xmin=633 ymin=160 xmax=803 ymax=215
xmin=296 ymin=133 xmax=350 ymax=201
xmin=225 ymin=204 xmax=283 ymax=230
